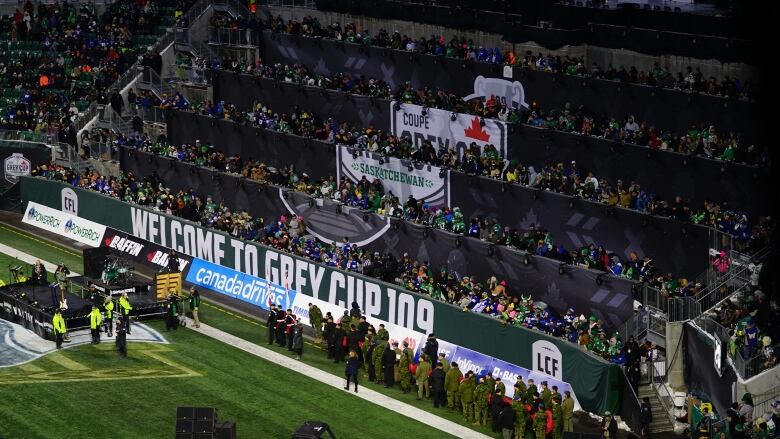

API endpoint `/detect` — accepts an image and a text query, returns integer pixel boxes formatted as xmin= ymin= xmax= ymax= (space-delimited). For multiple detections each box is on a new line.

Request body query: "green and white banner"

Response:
xmin=337 ymin=148 xmax=450 ymax=207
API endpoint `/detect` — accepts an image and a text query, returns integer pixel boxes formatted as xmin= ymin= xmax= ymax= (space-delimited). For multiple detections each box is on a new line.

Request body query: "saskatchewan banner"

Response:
xmin=337 ymin=148 xmax=450 ymax=207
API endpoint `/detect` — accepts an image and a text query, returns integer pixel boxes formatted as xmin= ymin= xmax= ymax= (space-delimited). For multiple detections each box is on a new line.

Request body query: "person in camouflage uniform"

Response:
xmin=526 ymin=379 xmax=538 ymax=405
xmin=512 ymin=397 xmax=528 ymax=439
xmin=372 ymin=339 xmax=388 ymax=384
xmin=363 ymin=333 xmax=375 ymax=379
xmin=399 ymin=341 xmax=413 ymax=393
xmin=540 ymin=381 xmax=552 ymax=409
xmin=459 ymin=371 xmax=476 ymax=422
xmin=495 ymin=377 xmax=506 ymax=395
xmin=514 ymin=376 xmax=527 ymax=402
xmin=533 ymin=404 xmax=547 ymax=439
xmin=415 ymin=353 xmax=432 ymax=400
xmin=339 ymin=311 xmax=352 ymax=333
xmin=551 ymin=394 xmax=563 ymax=439
xmin=376 ymin=324 xmax=389 ymax=341
xmin=392 ymin=342 xmax=402 ymax=383
xmin=444 ymin=362 xmax=463 ymax=410
xmin=308 ymin=303 xmax=323 ymax=344
xmin=473 ymin=377 xmax=490 ymax=426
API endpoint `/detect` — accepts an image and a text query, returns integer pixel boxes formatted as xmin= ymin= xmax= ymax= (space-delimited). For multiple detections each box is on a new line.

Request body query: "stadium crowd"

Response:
xmin=263 ymin=15 xmax=756 ymax=101
xmin=171 ymin=97 xmax=766 ymax=253
xmin=208 ymin=57 xmax=766 ymax=165
xmin=0 ymin=0 xmax=189 ymax=142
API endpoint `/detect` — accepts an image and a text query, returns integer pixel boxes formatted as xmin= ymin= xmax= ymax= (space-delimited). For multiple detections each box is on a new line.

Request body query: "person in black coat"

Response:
xmin=366 ymin=339 xmax=378 ymax=382
xmin=332 ymin=323 xmax=346 ymax=363
xmin=357 ymin=316 xmax=370 ymax=341
xmin=491 ymin=389 xmax=504 ymax=433
xmin=424 ymin=334 xmax=439 ymax=367
xmin=275 ymin=309 xmax=286 ymax=346
xmin=346 ymin=324 xmax=361 ymax=353
xmin=498 ymin=400 xmax=517 ymax=438
xmin=323 ymin=317 xmax=335 ymax=359
xmin=344 ymin=350 xmax=360 ymax=392
xmin=430 ymin=363 xmax=446 ymax=408
xmin=349 ymin=301 xmax=362 ymax=319
xmin=115 ymin=316 xmax=127 ymax=358
xmin=382 ymin=343 xmax=397 ymax=388
xmin=266 ymin=304 xmax=277 ymax=345
xmin=640 ymin=396 xmax=653 ymax=437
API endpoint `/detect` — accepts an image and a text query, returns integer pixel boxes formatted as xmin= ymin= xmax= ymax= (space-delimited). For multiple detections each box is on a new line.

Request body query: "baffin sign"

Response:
xmin=532 ymin=340 xmax=563 ymax=380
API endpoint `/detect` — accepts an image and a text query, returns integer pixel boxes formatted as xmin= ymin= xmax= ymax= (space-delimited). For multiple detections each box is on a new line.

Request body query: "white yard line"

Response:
xmin=0 ymin=242 xmax=81 ymax=276
xmin=189 ymin=320 xmax=492 ymax=439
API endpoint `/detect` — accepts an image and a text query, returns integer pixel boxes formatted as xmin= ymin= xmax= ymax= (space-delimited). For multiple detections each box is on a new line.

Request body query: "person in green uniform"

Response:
xmin=339 ymin=311 xmax=352 ymax=333
xmin=189 ymin=287 xmax=201 ymax=328
xmin=392 ymin=342 xmax=403 ymax=383
xmin=459 ymin=371 xmax=476 ymax=422
xmin=512 ymin=396 xmax=528 ymax=439
xmin=534 ymin=404 xmax=547 ymax=439
xmin=473 ymin=377 xmax=490 ymax=426
xmin=515 ymin=376 xmax=528 ymax=403
xmin=103 ymin=296 xmax=115 ymax=337
xmin=373 ymin=339 xmax=388 ymax=384
xmin=485 ymin=372 xmax=496 ymax=392
xmin=399 ymin=341 xmax=413 ymax=393
xmin=540 ymin=381 xmax=552 ymax=409
xmin=416 ymin=354 xmax=432 ymax=400
xmin=89 ymin=305 xmax=103 ymax=344
xmin=562 ymin=391 xmax=575 ymax=432
xmin=552 ymin=394 xmax=563 ymax=439
xmin=308 ymin=303 xmax=323 ymax=343
xmin=363 ymin=333 xmax=375 ymax=378
xmin=526 ymin=379 xmax=538 ymax=404
xmin=376 ymin=324 xmax=389 ymax=341
xmin=445 ymin=362 xmax=463 ymax=410
xmin=495 ymin=377 xmax=506 ymax=395
xmin=52 ymin=309 xmax=67 ymax=349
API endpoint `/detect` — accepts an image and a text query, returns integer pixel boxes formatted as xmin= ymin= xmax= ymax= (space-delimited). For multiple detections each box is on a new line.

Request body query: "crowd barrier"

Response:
xmin=250 ymin=36 xmax=760 ymax=143
xmin=167 ymin=111 xmax=714 ymax=279
xmin=211 ymin=71 xmax=770 ymax=216
xmin=20 ymin=176 xmax=622 ymax=415
xmin=118 ymin=147 xmax=637 ymax=327
xmin=310 ymin=1 xmax=753 ymax=62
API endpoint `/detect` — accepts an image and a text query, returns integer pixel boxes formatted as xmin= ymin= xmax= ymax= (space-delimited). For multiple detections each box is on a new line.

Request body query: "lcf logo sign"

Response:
xmin=532 ymin=340 xmax=563 ymax=380
xmin=61 ymin=188 xmax=78 ymax=215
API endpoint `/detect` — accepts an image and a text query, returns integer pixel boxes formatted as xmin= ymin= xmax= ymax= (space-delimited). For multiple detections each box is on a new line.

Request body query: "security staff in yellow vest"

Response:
xmin=89 ymin=306 xmax=103 ymax=344
xmin=103 ymin=296 xmax=115 ymax=337
xmin=53 ymin=309 xmax=67 ymax=349
xmin=119 ymin=293 xmax=133 ymax=335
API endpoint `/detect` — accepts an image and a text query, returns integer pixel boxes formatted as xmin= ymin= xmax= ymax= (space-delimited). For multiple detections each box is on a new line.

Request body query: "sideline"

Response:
xmin=188 ymin=320 xmax=493 ymax=439
xmin=0 ymin=242 xmax=81 ymax=276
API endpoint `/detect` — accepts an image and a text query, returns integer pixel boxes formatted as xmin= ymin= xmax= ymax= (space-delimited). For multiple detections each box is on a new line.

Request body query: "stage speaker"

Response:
xmin=176 ymin=420 xmax=194 ymax=434
xmin=195 ymin=420 xmax=215 ymax=434
xmin=216 ymin=421 xmax=236 ymax=439
xmin=195 ymin=407 xmax=217 ymax=421
xmin=177 ymin=407 xmax=196 ymax=420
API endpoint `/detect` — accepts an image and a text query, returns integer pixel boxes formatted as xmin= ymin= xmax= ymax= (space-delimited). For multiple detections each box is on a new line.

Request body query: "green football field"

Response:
xmin=0 ymin=225 xmax=480 ymax=439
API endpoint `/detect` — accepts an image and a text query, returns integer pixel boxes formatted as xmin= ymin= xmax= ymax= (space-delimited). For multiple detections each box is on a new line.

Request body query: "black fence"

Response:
xmin=310 ymin=1 xmax=754 ymax=62
xmin=0 ymin=287 xmax=56 ymax=340
xmin=121 ymin=146 xmax=638 ymax=328
xmin=449 ymin=173 xmax=711 ymax=279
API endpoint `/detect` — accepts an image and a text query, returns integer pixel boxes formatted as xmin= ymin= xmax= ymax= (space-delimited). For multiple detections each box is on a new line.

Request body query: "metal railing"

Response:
xmin=0 ymin=129 xmax=59 ymax=144
xmin=648 ymin=359 xmax=680 ymax=423
xmin=752 ymin=386 xmax=780 ymax=421
xmin=734 ymin=342 xmax=780 ymax=380
xmin=667 ymin=296 xmax=702 ymax=322
xmin=139 ymin=66 xmax=179 ymax=100
xmin=259 ymin=0 xmax=316 ymax=7
xmin=209 ymin=26 xmax=262 ymax=46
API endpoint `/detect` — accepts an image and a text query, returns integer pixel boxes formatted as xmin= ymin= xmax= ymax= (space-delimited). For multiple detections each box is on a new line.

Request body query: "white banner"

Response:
xmin=290 ymin=292 xmax=426 ymax=355
xmin=22 ymin=201 xmax=106 ymax=247
xmin=337 ymin=148 xmax=449 ymax=207
xmin=390 ymin=101 xmax=508 ymax=159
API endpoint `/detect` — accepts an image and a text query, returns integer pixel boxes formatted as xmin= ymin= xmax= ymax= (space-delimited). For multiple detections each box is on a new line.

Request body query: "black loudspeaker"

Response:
xmin=195 ymin=407 xmax=217 ymax=421
xmin=195 ymin=420 xmax=215 ymax=433
xmin=194 ymin=434 xmax=214 ymax=439
xmin=176 ymin=420 xmax=194 ymax=434
xmin=175 ymin=434 xmax=193 ymax=439
xmin=177 ymin=406 xmax=196 ymax=420
xmin=216 ymin=421 xmax=236 ymax=439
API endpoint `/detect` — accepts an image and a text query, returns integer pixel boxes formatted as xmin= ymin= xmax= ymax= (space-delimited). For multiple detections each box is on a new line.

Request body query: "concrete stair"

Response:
xmin=637 ymin=384 xmax=676 ymax=433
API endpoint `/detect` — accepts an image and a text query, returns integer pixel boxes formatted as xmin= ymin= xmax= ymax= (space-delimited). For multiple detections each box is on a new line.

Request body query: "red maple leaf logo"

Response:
xmin=464 ymin=117 xmax=491 ymax=142
xmin=104 ymin=236 xmax=114 ymax=246
xmin=146 ymin=252 xmax=156 ymax=262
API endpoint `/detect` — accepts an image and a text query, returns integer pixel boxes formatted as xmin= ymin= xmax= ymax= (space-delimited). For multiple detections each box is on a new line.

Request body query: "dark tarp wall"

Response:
xmin=684 ymin=322 xmax=736 ymax=417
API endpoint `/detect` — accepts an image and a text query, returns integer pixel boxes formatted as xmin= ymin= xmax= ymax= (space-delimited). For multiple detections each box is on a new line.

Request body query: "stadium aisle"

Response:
xmin=187 ymin=319 xmax=493 ymax=439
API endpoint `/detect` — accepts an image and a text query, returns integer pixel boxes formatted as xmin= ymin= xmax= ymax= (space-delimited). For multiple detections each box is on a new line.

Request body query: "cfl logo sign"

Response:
xmin=61 ymin=188 xmax=78 ymax=215
xmin=532 ymin=340 xmax=563 ymax=380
